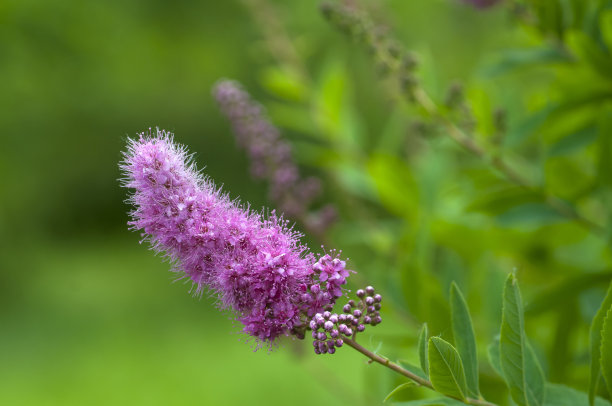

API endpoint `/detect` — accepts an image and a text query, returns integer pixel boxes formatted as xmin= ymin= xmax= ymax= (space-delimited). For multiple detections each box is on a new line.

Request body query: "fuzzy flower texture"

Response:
xmin=120 ymin=129 xmax=353 ymax=348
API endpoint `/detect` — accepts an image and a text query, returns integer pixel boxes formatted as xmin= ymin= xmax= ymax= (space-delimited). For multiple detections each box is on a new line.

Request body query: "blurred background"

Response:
xmin=2 ymin=0 xmax=611 ymax=404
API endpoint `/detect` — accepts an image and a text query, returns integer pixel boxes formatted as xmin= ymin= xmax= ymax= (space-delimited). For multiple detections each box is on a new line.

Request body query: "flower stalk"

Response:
xmin=343 ymin=338 xmax=498 ymax=406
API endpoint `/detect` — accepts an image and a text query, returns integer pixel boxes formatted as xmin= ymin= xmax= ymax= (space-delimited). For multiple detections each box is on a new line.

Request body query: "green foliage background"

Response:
xmin=1 ymin=0 xmax=612 ymax=405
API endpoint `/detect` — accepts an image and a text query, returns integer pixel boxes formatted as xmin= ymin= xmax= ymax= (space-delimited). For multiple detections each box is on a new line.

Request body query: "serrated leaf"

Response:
xmin=418 ymin=323 xmax=429 ymax=377
xmin=545 ymin=383 xmax=612 ymax=406
xmin=428 ymin=337 xmax=468 ymax=401
xmin=384 ymin=382 xmax=417 ymax=402
xmin=500 ymin=274 xmax=545 ymax=406
xmin=600 ymin=305 xmax=612 ymax=400
xmin=449 ymin=282 xmax=479 ymax=398
xmin=589 ymin=282 xmax=612 ymax=405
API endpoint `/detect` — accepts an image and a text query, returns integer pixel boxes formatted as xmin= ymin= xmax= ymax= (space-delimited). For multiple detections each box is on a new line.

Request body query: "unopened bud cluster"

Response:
xmin=309 ymin=285 xmax=382 ymax=354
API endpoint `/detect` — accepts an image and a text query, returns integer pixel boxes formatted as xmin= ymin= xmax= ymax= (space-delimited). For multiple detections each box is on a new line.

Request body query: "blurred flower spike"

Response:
xmin=120 ymin=129 xmax=352 ymax=348
xmin=213 ymin=80 xmax=337 ymax=237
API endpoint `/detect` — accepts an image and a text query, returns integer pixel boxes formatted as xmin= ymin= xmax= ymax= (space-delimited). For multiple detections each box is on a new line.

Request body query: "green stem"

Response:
xmin=412 ymin=80 xmax=606 ymax=239
xmin=343 ymin=337 xmax=498 ymax=406
xmin=322 ymin=2 xmax=607 ymax=239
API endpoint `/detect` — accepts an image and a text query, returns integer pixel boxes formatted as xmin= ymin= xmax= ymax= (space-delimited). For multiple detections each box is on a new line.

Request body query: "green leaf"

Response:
xmin=428 ymin=337 xmax=468 ymax=401
xmin=547 ymin=125 xmax=598 ymax=157
xmin=505 ymin=104 xmax=556 ymax=147
xmin=496 ymin=203 xmax=565 ymax=227
xmin=567 ymin=30 xmax=612 ymax=80
xmin=384 ymin=382 xmax=417 ymax=402
xmin=418 ymin=323 xmax=429 ymax=377
xmin=597 ymin=108 xmax=612 ymax=188
xmin=259 ymin=66 xmax=307 ymax=102
xmin=367 ymin=154 xmax=419 ymax=219
xmin=488 ymin=335 xmax=502 ymax=377
xmin=500 ymin=274 xmax=545 ymax=406
xmin=449 ymin=282 xmax=479 ymax=398
xmin=589 ymin=281 xmax=612 ymax=405
xmin=395 ymin=398 xmax=464 ymax=406
xmin=397 ymin=360 xmax=429 ymax=380
xmin=600 ymin=305 xmax=612 ymax=400
xmin=545 ymin=383 xmax=612 ymax=406
xmin=526 ymin=340 xmax=547 ymax=404
xmin=315 ymin=59 xmax=356 ymax=144
xmin=527 ymin=271 xmax=612 ymax=315
xmin=480 ymin=47 xmax=573 ymax=78
xmin=601 ymin=11 xmax=612 ymax=53
xmin=467 ymin=186 xmax=545 ymax=216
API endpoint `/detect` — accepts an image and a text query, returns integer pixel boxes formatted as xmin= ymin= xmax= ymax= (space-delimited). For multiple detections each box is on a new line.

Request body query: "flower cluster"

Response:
xmin=120 ymin=129 xmax=351 ymax=347
xmin=213 ymin=80 xmax=336 ymax=237
xmin=310 ymin=285 xmax=382 ymax=355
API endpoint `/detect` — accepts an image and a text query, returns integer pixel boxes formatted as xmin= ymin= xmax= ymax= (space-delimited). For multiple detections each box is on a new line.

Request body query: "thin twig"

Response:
xmin=343 ymin=337 xmax=498 ymax=406
xmin=322 ymin=2 xmax=607 ymax=239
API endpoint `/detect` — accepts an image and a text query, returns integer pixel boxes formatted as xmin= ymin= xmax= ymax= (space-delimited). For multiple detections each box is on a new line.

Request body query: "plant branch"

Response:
xmin=412 ymin=88 xmax=606 ymax=237
xmin=343 ymin=337 xmax=498 ymax=406
xmin=321 ymin=1 xmax=607 ymax=238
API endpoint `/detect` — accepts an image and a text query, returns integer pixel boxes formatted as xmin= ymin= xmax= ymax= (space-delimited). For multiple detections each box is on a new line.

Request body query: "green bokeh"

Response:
xmin=2 ymin=0 xmax=602 ymax=405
